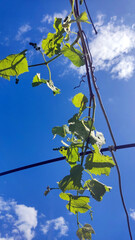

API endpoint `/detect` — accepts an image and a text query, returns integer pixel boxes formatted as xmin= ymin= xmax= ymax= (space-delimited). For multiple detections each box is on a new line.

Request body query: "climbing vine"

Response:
xmin=0 ymin=0 xmax=116 ymax=239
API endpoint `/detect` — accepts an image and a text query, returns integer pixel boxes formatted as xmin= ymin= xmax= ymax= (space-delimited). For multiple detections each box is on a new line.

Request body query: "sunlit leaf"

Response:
xmin=59 ymin=145 xmax=80 ymax=165
xmin=53 ymin=18 xmax=64 ymax=32
xmin=58 ymin=165 xmax=83 ymax=192
xmin=42 ymin=18 xmax=64 ymax=57
xmin=85 ymin=145 xmax=115 ymax=176
xmin=0 ymin=50 xmax=28 ymax=80
xmin=72 ymin=93 xmax=88 ymax=113
xmin=76 ymin=224 xmax=95 ymax=240
xmin=32 ymin=73 xmax=47 ymax=87
xmin=32 ymin=74 xmax=60 ymax=95
xmin=52 ymin=125 xmax=70 ymax=138
xmin=77 ymin=11 xmax=90 ymax=24
xmin=84 ymin=179 xmax=111 ymax=201
xmin=61 ymin=43 xmax=85 ymax=67
xmin=59 ymin=193 xmax=91 ymax=214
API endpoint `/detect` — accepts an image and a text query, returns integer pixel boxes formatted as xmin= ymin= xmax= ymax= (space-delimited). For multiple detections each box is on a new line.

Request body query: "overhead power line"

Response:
xmin=0 ymin=143 xmax=134 ymax=177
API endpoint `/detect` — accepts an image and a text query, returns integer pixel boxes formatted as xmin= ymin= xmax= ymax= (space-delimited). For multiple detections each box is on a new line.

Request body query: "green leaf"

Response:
xmin=52 ymin=125 xmax=70 ymax=138
xmin=84 ymin=179 xmax=111 ymax=201
xmin=76 ymin=224 xmax=95 ymax=240
xmin=72 ymin=93 xmax=88 ymax=113
xmin=68 ymin=113 xmax=79 ymax=123
xmin=53 ymin=18 xmax=64 ymax=33
xmin=32 ymin=73 xmax=47 ymax=87
xmin=32 ymin=74 xmax=60 ymax=95
xmin=0 ymin=50 xmax=28 ymax=80
xmin=59 ymin=145 xmax=80 ymax=165
xmin=69 ymin=118 xmax=96 ymax=144
xmin=85 ymin=145 xmax=115 ymax=176
xmin=59 ymin=193 xmax=91 ymax=214
xmin=58 ymin=165 xmax=83 ymax=192
xmin=42 ymin=18 xmax=64 ymax=57
xmin=61 ymin=43 xmax=85 ymax=67
xmin=77 ymin=11 xmax=90 ymax=24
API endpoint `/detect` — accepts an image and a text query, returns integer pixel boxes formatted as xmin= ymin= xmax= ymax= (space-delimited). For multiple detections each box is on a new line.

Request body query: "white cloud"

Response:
xmin=41 ymin=10 xmax=68 ymax=23
xmin=68 ymin=14 xmax=135 ymax=80
xmin=15 ymin=24 xmax=32 ymax=41
xmin=94 ymin=14 xmax=106 ymax=30
xmin=89 ymin=15 xmax=135 ymax=80
xmin=41 ymin=216 xmax=68 ymax=237
xmin=0 ymin=237 xmax=14 ymax=240
xmin=130 ymin=209 xmax=135 ymax=220
xmin=37 ymin=26 xmax=47 ymax=33
xmin=0 ymin=196 xmax=37 ymax=240
xmin=14 ymin=204 xmax=38 ymax=240
xmin=0 ymin=196 xmax=68 ymax=240
xmin=111 ymin=55 xmax=135 ymax=80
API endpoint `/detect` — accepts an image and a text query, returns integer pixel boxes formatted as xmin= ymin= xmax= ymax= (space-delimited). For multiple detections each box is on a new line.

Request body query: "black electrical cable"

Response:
xmin=0 ymin=143 xmax=134 ymax=177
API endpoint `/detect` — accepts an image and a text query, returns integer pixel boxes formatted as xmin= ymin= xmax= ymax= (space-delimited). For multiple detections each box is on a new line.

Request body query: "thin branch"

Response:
xmin=28 ymin=53 xmax=62 ymax=68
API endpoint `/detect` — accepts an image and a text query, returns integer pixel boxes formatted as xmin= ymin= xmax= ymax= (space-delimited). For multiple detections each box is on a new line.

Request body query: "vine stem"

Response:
xmin=40 ymin=50 xmax=52 ymax=80
xmin=81 ymin=96 xmax=96 ymax=166
xmin=110 ymin=149 xmax=133 ymax=240
xmin=77 ymin=191 xmax=80 ymax=228
xmin=82 ymin=30 xmax=117 ymax=148
xmin=70 ymin=0 xmax=93 ymax=119
xmin=28 ymin=53 xmax=62 ymax=68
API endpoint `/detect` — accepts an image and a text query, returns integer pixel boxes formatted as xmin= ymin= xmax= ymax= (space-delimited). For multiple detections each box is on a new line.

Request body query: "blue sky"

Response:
xmin=0 ymin=0 xmax=135 ymax=239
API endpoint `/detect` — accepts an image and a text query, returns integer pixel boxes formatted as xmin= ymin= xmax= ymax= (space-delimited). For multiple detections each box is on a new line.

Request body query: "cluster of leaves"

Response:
xmin=50 ymin=93 xmax=115 ymax=239
xmin=0 ymin=9 xmax=89 ymax=95
xmin=0 ymin=3 xmax=115 ymax=239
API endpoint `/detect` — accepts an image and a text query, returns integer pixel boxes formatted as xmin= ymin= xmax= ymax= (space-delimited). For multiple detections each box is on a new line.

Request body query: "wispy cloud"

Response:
xmin=0 ymin=196 xmax=37 ymax=240
xmin=15 ymin=24 xmax=32 ymax=41
xmin=41 ymin=10 xmax=68 ymax=23
xmin=89 ymin=14 xmax=135 ymax=80
xmin=14 ymin=204 xmax=37 ymax=240
xmin=37 ymin=26 xmax=47 ymax=33
xmin=68 ymin=14 xmax=135 ymax=81
xmin=41 ymin=216 xmax=68 ymax=237
xmin=0 ymin=196 xmax=68 ymax=240
xmin=130 ymin=209 xmax=135 ymax=221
